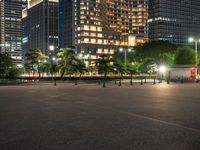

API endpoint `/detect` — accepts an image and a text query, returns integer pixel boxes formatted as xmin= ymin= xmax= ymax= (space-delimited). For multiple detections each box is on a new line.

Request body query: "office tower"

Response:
xmin=59 ymin=0 xmax=148 ymax=65
xmin=58 ymin=0 xmax=74 ymax=49
xmin=148 ymin=0 xmax=200 ymax=44
xmin=22 ymin=0 xmax=58 ymax=55
xmin=0 ymin=0 xmax=27 ymax=65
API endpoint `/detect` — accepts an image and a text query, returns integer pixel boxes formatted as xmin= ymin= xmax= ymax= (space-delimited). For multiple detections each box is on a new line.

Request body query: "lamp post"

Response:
xmin=119 ymin=47 xmax=132 ymax=66
xmin=49 ymin=45 xmax=56 ymax=85
xmin=188 ymin=37 xmax=199 ymax=79
xmin=159 ymin=65 xmax=167 ymax=83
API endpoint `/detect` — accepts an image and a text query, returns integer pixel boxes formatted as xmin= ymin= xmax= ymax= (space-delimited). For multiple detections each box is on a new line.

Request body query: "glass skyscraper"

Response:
xmin=58 ymin=0 xmax=74 ymax=49
xmin=22 ymin=0 xmax=58 ymax=55
xmin=148 ymin=0 xmax=200 ymax=44
xmin=0 ymin=0 xmax=27 ymax=65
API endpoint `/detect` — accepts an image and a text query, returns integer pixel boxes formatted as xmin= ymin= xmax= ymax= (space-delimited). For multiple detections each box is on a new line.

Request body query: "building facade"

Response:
xmin=148 ymin=0 xmax=200 ymax=45
xmin=59 ymin=0 xmax=148 ymax=65
xmin=22 ymin=0 xmax=58 ymax=56
xmin=58 ymin=0 xmax=74 ymax=49
xmin=0 ymin=0 xmax=27 ymax=65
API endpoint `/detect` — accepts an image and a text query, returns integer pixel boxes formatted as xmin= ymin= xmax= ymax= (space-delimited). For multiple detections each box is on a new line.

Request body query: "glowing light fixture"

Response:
xmin=159 ymin=65 xmax=167 ymax=73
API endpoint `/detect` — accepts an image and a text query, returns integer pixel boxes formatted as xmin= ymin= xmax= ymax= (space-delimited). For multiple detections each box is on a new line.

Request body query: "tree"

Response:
xmin=25 ymin=49 xmax=48 ymax=78
xmin=73 ymin=60 xmax=87 ymax=80
xmin=113 ymin=62 xmax=126 ymax=80
xmin=57 ymin=49 xmax=77 ymax=79
xmin=126 ymin=63 xmax=140 ymax=85
xmin=40 ymin=63 xmax=51 ymax=75
xmin=138 ymin=58 xmax=155 ymax=74
xmin=197 ymin=50 xmax=200 ymax=66
xmin=174 ymin=46 xmax=196 ymax=65
xmin=112 ymin=62 xmax=126 ymax=86
xmin=95 ymin=54 xmax=113 ymax=87
xmin=113 ymin=50 xmax=134 ymax=64
xmin=87 ymin=66 xmax=97 ymax=75
xmin=7 ymin=66 xmax=24 ymax=79
xmin=0 ymin=53 xmax=13 ymax=78
xmin=134 ymin=41 xmax=177 ymax=65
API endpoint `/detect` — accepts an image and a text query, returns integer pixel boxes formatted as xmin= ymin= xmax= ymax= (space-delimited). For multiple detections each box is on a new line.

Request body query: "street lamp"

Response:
xmin=159 ymin=65 xmax=167 ymax=83
xmin=49 ymin=45 xmax=55 ymax=51
xmin=119 ymin=47 xmax=132 ymax=66
xmin=188 ymin=37 xmax=199 ymax=79
xmin=49 ymin=45 xmax=56 ymax=85
xmin=52 ymin=57 xmax=56 ymax=61
xmin=159 ymin=65 xmax=167 ymax=73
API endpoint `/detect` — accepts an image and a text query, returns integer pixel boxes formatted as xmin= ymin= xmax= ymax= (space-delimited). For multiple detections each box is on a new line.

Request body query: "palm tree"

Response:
xmin=73 ymin=60 xmax=87 ymax=80
xmin=57 ymin=49 xmax=76 ymax=79
xmin=126 ymin=63 xmax=139 ymax=85
xmin=95 ymin=54 xmax=113 ymax=87
xmin=25 ymin=49 xmax=48 ymax=79
xmin=0 ymin=53 xmax=13 ymax=78
xmin=113 ymin=62 xmax=126 ymax=86
xmin=72 ymin=60 xmax=87 ymax=85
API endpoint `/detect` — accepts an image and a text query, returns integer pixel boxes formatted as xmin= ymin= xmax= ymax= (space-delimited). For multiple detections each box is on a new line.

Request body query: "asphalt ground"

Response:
xmin=0 ymin=82 xmax=200 ymax=150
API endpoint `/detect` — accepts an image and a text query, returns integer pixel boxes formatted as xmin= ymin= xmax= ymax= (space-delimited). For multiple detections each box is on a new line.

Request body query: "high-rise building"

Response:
xmin=22 ymin=0 xmax=58 ymax=55
xmin=59 ymin=0 xmax=148 ymax=65
xmin=0 ymin=0 xmax=27 ymax=65
xmin=58 ymin=0 xmax=74 ymax=49
xmin=148 ymin=0 xmax=200 ymax=45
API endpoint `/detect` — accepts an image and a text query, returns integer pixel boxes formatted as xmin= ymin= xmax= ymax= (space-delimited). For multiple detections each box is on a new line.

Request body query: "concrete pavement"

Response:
xmin=0 ymin=83 xmax=200 ymax=150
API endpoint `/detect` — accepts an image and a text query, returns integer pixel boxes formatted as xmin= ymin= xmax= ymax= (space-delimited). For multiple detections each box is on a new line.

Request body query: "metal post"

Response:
xmin=50 ymin=56 xmax=54 ymax=81
xmin=124 ymin=49 xmax=127 ymax=66
xmin=195 ymin=40 xmax=198 ymax=80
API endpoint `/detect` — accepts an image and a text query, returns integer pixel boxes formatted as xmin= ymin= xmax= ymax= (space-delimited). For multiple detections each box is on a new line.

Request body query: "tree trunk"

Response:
xmin=60 ymin=69 xmax=65 ymax=80
xmin=130 ymin=73 xmax=133 ymax=85
xmin=38 ymin=70 xmax=41 ymax=79
xmin=69 ymin=74 xmax=72 ymax=80
xmin=121 ymin=73 xmax=123 ymax=80
xmin=79 ymin=73 xmax=82 ymax=80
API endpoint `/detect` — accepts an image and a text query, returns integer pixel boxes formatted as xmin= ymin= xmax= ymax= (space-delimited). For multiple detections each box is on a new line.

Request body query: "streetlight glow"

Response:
xmin=188 ymin=37 xmax=194 ymax=43
xmin=128 ymin=48 xmax=132 ymax=52
xmin=159 ymin=65 xmax=167 ymax=73
xmin=49 ymin=45 xmax=55 ymax=51
xmin=119 ymin=48 xmax=123 ymax=52
xmin=52 ymin=57 xmax=56 ymax=61
xmin=79 ymin=53 xmax=83 ymax=57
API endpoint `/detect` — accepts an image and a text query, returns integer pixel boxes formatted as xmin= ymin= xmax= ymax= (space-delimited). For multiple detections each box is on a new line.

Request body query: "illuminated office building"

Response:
xmin=0 ymin=0 xmax=27 ymax=65
xmin=148 ymin=0 xmax=200 ymax=44
xmin=59 ymin=0 xmax=148 ymax=65
xmin=22 ymin=0 xmax=58 ymax=55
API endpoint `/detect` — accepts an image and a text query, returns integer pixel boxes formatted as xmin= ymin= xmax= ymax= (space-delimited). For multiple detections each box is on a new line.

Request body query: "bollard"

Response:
xmin=130 ymin=80 xmax=133 ymax=85
xmin=141 ymin=79 xmax=143 ymax=85
xmin=115 ymin=80 xmax=117 ymax=84
xmin=181 ymin=79 xmax=184 ymax=83
xmin=153 ymin=78 xmax=156 ymax=84
xmin=118 ymin=81 xmax=122 ymax=86
xmin=75 ymin=80 xmax=77 ymax=85
xmin=54 ymin=79 xmax=57 ymax=86
xmin=102 ymin=81 xmax=106 ymax=88
xmin=144 ymin=78 xmax=147 ymax=83
xmin=167 ymin=79 xmax=170 ymax=84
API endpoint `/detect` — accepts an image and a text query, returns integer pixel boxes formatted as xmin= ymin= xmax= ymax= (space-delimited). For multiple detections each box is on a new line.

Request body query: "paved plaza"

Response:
xmin=0 ymin=82 xmax=200 ymax=150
